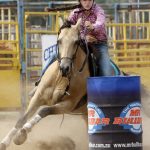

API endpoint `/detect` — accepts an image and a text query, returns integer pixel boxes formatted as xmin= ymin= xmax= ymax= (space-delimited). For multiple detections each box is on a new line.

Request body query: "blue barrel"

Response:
xmin=87 ymin=76 xmax=142 ymax=150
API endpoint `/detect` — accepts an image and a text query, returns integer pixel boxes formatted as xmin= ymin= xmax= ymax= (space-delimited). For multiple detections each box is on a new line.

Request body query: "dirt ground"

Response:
xmin=0 ymin=67 xmax=150 ymax=150
xmin=0 ymin=111 xmax=150 ymax=150
xmin=0 ymin=112 xmax=88 ymax=150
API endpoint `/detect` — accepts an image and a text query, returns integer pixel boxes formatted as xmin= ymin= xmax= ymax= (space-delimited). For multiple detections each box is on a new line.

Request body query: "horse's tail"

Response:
xmin=110 ymin=59 xmax=121 ymax=76
xmin=110 ymin=59 xmax=130 ymax=76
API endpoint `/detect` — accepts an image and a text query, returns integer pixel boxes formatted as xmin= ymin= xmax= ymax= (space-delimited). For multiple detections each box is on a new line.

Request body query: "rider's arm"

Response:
xmin=68 ymin=9 xmax=78 ymax=25
xmin=92 ymin=6 xmax=106 ymax=32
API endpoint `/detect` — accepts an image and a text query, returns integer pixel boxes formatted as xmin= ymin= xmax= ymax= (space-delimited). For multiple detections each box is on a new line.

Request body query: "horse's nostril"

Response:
xmin=60 ymin=66 xmax=70 ymax=77
xmin=66 ymin=66 xmax=69 ymax=72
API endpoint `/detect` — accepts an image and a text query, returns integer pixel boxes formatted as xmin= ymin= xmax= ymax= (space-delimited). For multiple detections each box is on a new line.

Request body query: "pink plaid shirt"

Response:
xmin=68 ymin=3 xmax=107 ymax=41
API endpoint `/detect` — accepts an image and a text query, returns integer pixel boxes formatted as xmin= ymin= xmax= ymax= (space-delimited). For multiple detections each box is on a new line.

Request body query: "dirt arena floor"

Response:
xmin=0 ymin=111 xmax=150 ymax=150
xmin=0 ymin=112 xmax=88 ymax=150
xmin=0 ymin=67 xmax=150 ymax=150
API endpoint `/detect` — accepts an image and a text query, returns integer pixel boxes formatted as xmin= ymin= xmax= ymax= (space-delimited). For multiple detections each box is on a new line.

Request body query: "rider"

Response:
xmin=67 ymin=0 xmax=111 ymax=76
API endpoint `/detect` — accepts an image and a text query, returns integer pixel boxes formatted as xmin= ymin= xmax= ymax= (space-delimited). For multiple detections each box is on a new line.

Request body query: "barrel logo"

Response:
xmin=88 ymin=102 xmax=110 ymax=134
xmin=114 ymin=102 xmax=142 ymax=134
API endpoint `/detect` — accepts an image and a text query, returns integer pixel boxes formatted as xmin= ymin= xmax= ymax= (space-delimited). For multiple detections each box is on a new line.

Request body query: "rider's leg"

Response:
xmin=92 ymin=42 xmax=111 ymax=76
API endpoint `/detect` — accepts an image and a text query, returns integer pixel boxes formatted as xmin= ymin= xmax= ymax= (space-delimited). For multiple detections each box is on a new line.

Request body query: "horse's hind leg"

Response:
xmin=12 ymin=100 xmax=75 ymax=146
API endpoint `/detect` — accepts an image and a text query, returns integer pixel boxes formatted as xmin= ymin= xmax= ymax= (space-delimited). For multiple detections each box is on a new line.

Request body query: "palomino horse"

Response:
xmin=0 ymin=19 xmax=91 ymax=150
xmin=0 ymin=18 xmax=122 ymax=150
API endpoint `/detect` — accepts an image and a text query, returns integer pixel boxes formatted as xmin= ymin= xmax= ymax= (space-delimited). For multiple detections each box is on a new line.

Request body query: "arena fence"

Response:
xmin=0 ymin=6 xmax=21 ymax=109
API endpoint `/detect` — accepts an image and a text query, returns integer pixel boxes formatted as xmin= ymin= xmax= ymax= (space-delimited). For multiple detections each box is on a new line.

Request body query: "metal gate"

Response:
xmin=0 ymin=4 xmax=21 ymax=109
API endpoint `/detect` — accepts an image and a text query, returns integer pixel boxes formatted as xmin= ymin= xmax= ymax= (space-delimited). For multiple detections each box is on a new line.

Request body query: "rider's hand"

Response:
xmin=86 ymin=35 xmax=97 ymax=43
xmin=85 ymin=21 xmax=94 ymax=30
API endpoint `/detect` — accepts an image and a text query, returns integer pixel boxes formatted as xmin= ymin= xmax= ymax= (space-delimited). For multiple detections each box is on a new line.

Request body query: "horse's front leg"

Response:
xmin=12 ymin=100 xmax=75 ymax=146
xmin=0 ymin=95 xmax=43 ymax=150
xmin=0 ymin=113 xmax=35 ymax=150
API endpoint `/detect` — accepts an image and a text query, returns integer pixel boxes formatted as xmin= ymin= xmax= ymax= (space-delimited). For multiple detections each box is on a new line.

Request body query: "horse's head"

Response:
xmin=57 ymin=18 xmax=81 ymax=76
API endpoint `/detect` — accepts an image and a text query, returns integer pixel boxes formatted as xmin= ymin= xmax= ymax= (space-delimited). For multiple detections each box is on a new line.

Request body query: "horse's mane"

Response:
xmin=58 ymin=20 xmax=72 ymax=35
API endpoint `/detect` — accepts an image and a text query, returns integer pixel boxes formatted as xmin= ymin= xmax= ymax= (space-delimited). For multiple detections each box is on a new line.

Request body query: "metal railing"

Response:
xmin=0 ymin=3 xmax=21 ymax=109
xmin=0 ymin=7 xmax=20 ymax=70
xmin=24 ymin=11 xmax=68 ymax=76
xmin=107 ymin=23 xmax=150 ymax=67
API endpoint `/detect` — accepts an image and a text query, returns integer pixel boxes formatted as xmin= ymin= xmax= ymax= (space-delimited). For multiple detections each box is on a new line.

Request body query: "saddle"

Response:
xmin=80 ymin=40 xmax=98 ymax=77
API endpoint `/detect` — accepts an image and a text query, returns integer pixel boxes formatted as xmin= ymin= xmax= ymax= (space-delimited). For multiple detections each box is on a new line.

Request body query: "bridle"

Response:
xmin=56 ymin=29 xmax=89 ymax=74
xmin=56 ymin=34 xmax=80 ymax=67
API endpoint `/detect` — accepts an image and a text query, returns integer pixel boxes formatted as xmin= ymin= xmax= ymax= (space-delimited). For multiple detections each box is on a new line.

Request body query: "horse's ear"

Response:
xmin=58 ymin=17 xmax=64 ymax=28
xmin=75 ymin=18 xmax=82 ymax=30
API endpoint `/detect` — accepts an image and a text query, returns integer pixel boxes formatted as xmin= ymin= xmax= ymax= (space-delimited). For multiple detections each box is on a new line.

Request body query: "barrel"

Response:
xmin=87 ymin=76 xmax=143 ymax=150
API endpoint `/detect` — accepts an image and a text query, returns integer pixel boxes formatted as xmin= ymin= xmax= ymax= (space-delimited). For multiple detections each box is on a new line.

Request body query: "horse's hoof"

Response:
xmin=0 ymin=143 xmax=6 ymax=150
xmin=13 ymin=129 xmax=27 ymax=145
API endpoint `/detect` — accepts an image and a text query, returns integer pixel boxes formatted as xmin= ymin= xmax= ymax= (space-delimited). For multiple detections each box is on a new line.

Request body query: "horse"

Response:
xmin=0 ymin=18 xmax=89 ymax=150
xmin=0 ymin=18 xmax=122 ymax=150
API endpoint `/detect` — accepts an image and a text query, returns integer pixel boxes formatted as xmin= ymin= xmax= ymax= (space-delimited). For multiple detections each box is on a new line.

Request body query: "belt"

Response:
xmin=89 ymin=40 xmax=107 ymax=45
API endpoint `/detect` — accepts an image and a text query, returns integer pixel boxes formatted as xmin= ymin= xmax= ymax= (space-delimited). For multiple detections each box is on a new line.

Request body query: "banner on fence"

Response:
xmin=41 ymin=35 xmax=57 ymax=70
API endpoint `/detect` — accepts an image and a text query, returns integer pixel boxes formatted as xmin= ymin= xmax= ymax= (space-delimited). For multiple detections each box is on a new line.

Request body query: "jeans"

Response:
xmin=90 ymin=42 xmax=111 ymax=76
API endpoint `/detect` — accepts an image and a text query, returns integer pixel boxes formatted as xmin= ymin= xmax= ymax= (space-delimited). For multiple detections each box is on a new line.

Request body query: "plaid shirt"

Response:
xmin=68 ymin=3 xmax=107 ymax=41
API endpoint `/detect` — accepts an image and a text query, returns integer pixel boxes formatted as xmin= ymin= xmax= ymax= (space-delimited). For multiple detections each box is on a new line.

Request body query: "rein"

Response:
xmin=56 ymin=35 xmax=80 ymax=65
xmin=78 ymin=39 xmax=89 ymax=72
